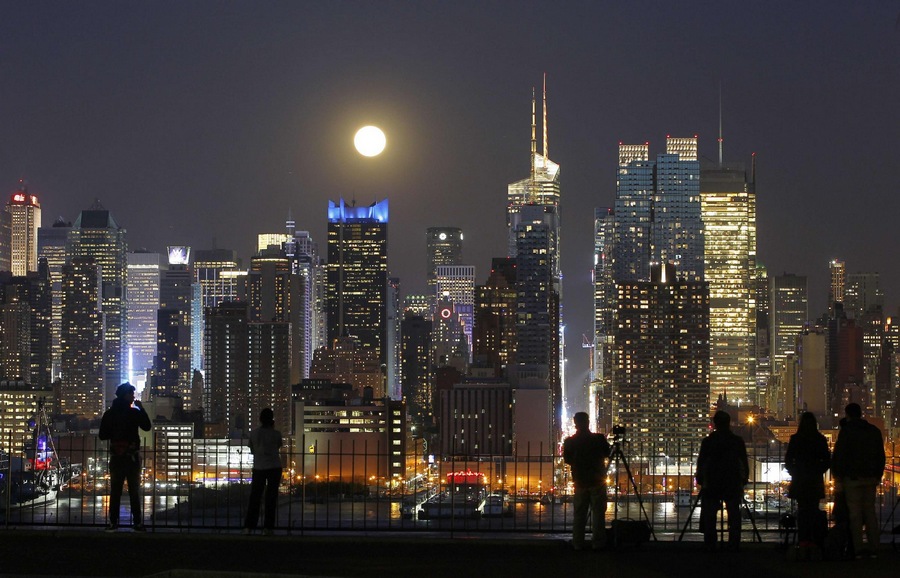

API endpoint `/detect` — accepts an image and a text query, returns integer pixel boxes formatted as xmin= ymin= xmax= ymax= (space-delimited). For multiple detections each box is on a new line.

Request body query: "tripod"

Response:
xmin=609 ymin=439 xmax=656 ymax=542
xmin=678 ymin=488 xmax=762 ymax=543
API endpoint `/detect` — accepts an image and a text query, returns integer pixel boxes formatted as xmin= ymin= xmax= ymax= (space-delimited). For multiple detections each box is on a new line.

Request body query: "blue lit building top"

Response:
xmin=327 ymin=198 xmax=389 ymax=223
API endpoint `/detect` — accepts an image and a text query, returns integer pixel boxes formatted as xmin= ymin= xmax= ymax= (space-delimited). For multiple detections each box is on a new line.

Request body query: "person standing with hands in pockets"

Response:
xmin=243 ymin=408 xmax=283 ymax=535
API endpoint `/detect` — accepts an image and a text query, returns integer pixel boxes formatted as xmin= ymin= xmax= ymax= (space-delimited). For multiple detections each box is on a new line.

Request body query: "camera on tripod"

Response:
xmin=610 ymin=424 xmax=627 ymax=443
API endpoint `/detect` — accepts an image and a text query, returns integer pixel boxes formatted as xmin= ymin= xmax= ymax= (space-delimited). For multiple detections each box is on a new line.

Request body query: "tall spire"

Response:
xmin=542 ymin=72 xmax=548 ymax=160
xmin=530 ymin=87 xmax=537 ymax=203
xmin=718 ymin=81 xmax=724 ymax=167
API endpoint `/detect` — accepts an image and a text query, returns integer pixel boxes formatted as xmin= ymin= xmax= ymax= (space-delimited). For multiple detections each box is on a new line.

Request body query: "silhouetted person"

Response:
xmin=695 ymin=411 xmax=748 ymax=550
xmin=563 ymin=411 xmax=610 ymax=550
xmin=785 ymin=412 xmax=830 ymax=548
xmin=98 ymin=382 xmax=152 ymax=531
xmin=243 ymin=408 xmax=283 ymax=535
xmin=832 ymin=403 xmax=885 ymax=558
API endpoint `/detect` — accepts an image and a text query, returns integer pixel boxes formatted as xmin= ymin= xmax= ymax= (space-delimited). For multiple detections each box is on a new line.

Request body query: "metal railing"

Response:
xmin=2 ymin=432 xmax=898 ymax=542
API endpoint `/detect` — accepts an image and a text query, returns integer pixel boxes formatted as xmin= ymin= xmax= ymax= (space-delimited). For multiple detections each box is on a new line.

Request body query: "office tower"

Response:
xmin=249 ymin=321 xmax=291 ymax=433
xmin=615 ymin=138 xmax=703 ymax=282
xmin=247 ymin=246 xmax=303 ymax=385
xmin=829 ymin=259 xmax=846 ymax=315
xmin=473 ymin=257 xmax=517 ymax=377
xmin=386 ymin=277 xmax=401 ymax=400
xmin=770 ymin=273 xmax=808 ymax=377
xmin=6 ymin=182 xmax=41 ymax=276
xmin=845 ymin=272 xmax=883 ymax=321
xmin=203 ymin=301 xmax=249 ymax=435
xmin=125 ymin=251 xmax=163 ymax=391
xmin=0 ymin=265 xmax=52 ymax=387
xmin=432 ymin=294 xmax=469 ymax=375
xmin=194 ymin=249 xmax=242 ymax=310
xmin=426 ymin=227 xmax=463 ymax=295
xmin=435 ymin=265 xmax=476 ymax=361
xmin=401 ymin=313 xmax=432 ymax=425
xmin=700 ymin=160 xmax=757 ymax=404
xmin=39 ymin=218 xmax=72 ymax=378
xmin=506 ymin=82 xmax=564 ymax=420
xmin=592 ymin=208 xmax=615 ymax=430
xmin=59 ymin=257 xmax=104 ymax=418
xmin=613 ymin=263 xmax=710 ymax=455
xmin=829 ymin=317 xmax=867 ymax=418
xmin=151 ymin=247 xmax=198 ymax=406
xmin=67 ymin=201 xmax=127 ymax=400
xmin=326 ymin=198 xmax=388 ymax=365
xmin=285 ymin=228 xmax=327 ymax=373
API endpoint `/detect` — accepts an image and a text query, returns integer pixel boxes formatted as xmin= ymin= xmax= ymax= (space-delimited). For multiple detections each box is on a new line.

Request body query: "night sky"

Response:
xmin=3 ymin=2 xmax=899 ymax=402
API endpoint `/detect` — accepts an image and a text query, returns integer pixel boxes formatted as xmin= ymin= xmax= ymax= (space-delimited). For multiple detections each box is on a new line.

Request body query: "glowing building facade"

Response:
xmin=125 ymin=251 xmax=163 ymax=392
xmin=700 ymin=161 xmax=757 ymax=404
xmin=326 ymin=198 xmax=388 ymax=366
xmin=770 ymin=273 xmax=808 ymax=376
xmin=435 ymin=265 xmax=476 ymax=362
xmin=426 ymin=227 xmax=463 ymax=297
xmin=6 ymin=183 xmax=41 ymax=277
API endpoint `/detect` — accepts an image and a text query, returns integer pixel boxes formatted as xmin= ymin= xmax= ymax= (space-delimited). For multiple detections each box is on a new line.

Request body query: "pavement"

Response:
xmin=0 ymin=528 xmax=897 ymax=578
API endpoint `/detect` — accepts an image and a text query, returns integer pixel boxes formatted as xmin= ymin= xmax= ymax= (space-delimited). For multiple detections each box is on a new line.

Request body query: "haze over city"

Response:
xmin=3 ymin=2 xmax=900 ymax=401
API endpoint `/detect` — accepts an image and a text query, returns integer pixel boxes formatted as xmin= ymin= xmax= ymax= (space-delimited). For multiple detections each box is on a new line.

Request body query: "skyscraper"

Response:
xmin=125 ymin=251 xmax=163 ymax=392
xmin=59 ymin=257 xmax=104 ymax=418
xmin=770 ymin=273 xmax=808 ymax=376
xmin=426 ymin=227 xmax=463 ymax=295
xmin=247 ymin=246 xmax=303 ymax=385
xmin=203 ymin=301 xmax=249 ymax=435
xmin=613 ymin=263 xmax=710 ymax=456
xmin=285 ymin=228 xmax=327 ymax=375
xmin=6 ymin=182 xmax=41 ymax=276
xmin=326 ymin=198 xmax=388 ymax=365
xmin=38 ymin=217 xmax=72 ymax=379
xmin=386 ymin=276 xmax=401 ymax=400
xmin=0 ymin=206 xmax=10 ymax=272
xmin=194 ymin=249 xmax=242 ymax=310
xmin=435 ymin=265 xmax=476 ymax=362
xmin=67 ymin=201 xmax=127 ymax=400
xmin=153 ymin=248 xmax=197 ymax=406
xmin=829 ymin=259 xmax=846 ymax=315
xmin=401 ymin=312 xmax=432 ymax=425
xmin=592 ymin=207 xmax=615 ymax=430
xmin=614 ymin=138 xmax=703 ymax=282
xmin=700 ymin=160 xmax=757 ymax=404
xmin=473 ymin=257 xmax=517 ymax=377
xmin=845 ymin=272 xmax=883 ymax=321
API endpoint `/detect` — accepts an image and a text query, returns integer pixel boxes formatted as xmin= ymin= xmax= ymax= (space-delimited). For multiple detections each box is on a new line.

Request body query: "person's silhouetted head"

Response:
xmin=797 ymin=411 xmax=818 ymax=436
xmin=844 ymin=403 xmax=862 ymax=420
xmin=115 ymin=382 xmax=135 ymax=398
xmin=712 ymin=410 xmax=731 ymax=431
xmin=573 ymin=412 xmax=589 ymax=432
xmin=260 ymin=408 xmax=275 ymax=427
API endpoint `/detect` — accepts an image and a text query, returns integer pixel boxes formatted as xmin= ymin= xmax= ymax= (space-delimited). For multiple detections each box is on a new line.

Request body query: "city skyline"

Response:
xmin=3 ymin=3 xmax=900 ymax=401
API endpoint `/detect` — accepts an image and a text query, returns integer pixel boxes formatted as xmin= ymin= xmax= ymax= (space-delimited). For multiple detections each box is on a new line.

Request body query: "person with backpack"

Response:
xmin=695 ymin=411 xmax=749 ymax=551
xmin=832 ymin=403 xmax=885 ymax=558
xmin=98 ymin=382 xmax=152 ymax=532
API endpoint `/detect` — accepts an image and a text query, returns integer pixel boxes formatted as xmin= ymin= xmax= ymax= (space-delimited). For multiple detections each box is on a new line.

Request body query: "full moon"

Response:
xmin=354 ymin=126 xmax=386 ymax=157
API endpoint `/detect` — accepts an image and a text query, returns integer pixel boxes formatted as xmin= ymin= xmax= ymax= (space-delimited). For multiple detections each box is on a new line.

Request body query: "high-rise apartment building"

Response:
xmin=6 ymin=182 xmax=41 ymax=276
xmin=203 ymin=301 xmax=249 ymax=435
xmin=426 ymin=227 xmax=463 ymax=295
xmin=473 ymin=258 xmax=517 ymax=377
xmin=59 ymin=257 xmax=104 ymax=418
xmin=67 ymin=201 xmax=127 ymax=400
xmin=401 ymin=313 xmax=432 ymax=424
xmin=770 ymin=273 xmax=808 ymax=376
xmin=326 ymin=198 xmax=388 ymax=365
xmin=125 ymin=251 xmax=163 ymax=392
xmin=613 ymin=263 xmax=710 ymax=456
xmin=700 ymin=161 xmax=757 ymax=404
xmin=38 ymin=218 xmax=72 ymax=379
xmin=152 ymin=249 xmax=198 ymax=406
